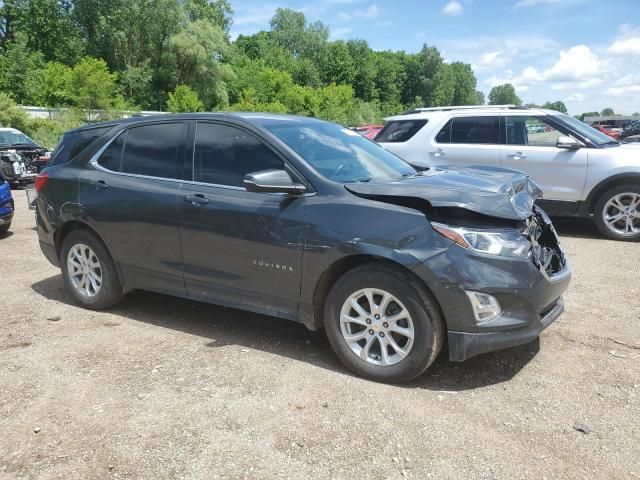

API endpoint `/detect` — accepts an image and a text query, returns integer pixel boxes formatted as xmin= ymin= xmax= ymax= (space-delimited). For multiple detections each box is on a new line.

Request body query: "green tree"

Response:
xmin=321 ymin=41 xmax=355 ymax=86
xmin=165 ymin=20 xmax=234 ymax=108
xmin=183 ymin=0 xmax=233 ymax=32
xmin=601 ymin=107 xmax=615 ymax=116
xmin=542 ymin=101 xmax=567 ymax=113
xmin=0 ymin=35 xmax=45 ymax=104
xmin=488 ymin=83 xmax=521 ymax=105
xmin=474 ymin=90 xmax=485 ymax=105
xmin=5 ymin=0 xmax=84 ymax=64
xmin=67 ymin=57 xmax=122 ymax=112
xmin=41 ymin=61 xmax=73 ymax=107
xmin=449 ymin=62 xmax=477 ymax=105
xmin=269 ymin=8 xmax=328 ymax=62
xmin=167 ymin=84 xmax=204 ymax=112
xmin=347 ymin=39 xmax=377 ymax=101
xmin=0 ymin=92 xmax=30 ymax=131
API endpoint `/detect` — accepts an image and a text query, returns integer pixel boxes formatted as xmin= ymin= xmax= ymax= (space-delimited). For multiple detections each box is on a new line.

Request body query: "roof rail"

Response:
xmin=401 ymin=105 xmax=528 ymax=115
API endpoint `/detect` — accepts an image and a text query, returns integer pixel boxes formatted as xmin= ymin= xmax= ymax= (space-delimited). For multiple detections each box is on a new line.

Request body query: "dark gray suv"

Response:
xmin=35 ymin=113 xmax=571 ymax=382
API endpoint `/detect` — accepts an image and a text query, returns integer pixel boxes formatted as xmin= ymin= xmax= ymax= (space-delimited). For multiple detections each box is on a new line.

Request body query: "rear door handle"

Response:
xmin=184 ymin=194 xmax=209 ymax=206
xmin=91 ymin=180 xmax=109 ymax=190
xmin=507 ymin=152 xmax=527 ymax=160
xmin=430 ymin=148 xmax=446 ymax=157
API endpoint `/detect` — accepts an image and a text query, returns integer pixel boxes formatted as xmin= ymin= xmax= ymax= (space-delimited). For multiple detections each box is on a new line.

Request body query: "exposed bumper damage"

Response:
xmin=347 ymin=166 xmax=571 ymax=362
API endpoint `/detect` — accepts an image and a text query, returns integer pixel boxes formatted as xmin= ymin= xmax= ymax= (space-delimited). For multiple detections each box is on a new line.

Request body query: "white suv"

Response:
xmin=376 ymin=105 xmax=640 ymax=241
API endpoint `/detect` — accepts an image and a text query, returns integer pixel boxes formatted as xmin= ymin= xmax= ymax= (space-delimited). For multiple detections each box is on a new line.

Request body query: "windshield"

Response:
xmin=0 ymin=130 xmax=37 ymax=146
xmin=553 ymin=115 xmax=618 ymax=146
xmin=264 ymin=121 xmax=416 ymax=183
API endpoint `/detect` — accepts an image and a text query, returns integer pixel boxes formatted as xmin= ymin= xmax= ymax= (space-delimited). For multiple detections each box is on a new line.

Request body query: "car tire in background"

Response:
xmin=594 ymin=185 xmax=640 ymax=241
xmin=0 ymin=222 xmax=10 ymax=234
xmin=60 ymin=229 xmax=125 ymax=309
xmin=324 ymin=262 xmax=445 ymax=383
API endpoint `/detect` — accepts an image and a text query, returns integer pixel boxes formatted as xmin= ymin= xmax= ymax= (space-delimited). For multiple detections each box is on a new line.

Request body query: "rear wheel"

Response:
xmin=0 ymin=222 xmax=10 ymax=234
xmin=594 ymin=185 xmax=640 ymax=241
xmin=60 ymin=230 xmax=125 ymax=309
xmin=324 ymin=263 xmax=445 ymax=383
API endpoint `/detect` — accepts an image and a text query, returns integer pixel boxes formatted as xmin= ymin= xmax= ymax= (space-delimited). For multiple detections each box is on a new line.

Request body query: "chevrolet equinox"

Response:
xmin=36 ymin=113 xmax=571 ymax=382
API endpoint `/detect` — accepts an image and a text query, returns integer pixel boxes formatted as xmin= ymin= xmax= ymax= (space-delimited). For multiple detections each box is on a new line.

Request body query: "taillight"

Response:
xmin=35 ymin=173 xmax=49 ymax=192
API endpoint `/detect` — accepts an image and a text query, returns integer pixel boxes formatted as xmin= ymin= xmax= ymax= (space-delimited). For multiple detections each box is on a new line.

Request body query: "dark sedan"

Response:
xmin=35 ymin=113 xmax=570 ymax=382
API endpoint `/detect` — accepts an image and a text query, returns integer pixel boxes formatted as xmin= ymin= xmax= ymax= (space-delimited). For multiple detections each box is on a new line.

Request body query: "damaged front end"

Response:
xmin=0 ymin=147 xmax=46 ymax=185
xmin=346 ymin=165 xmax=568 ymax=278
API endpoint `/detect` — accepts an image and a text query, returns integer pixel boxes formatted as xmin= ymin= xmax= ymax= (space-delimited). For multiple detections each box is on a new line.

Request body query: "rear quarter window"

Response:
xmin=49 ymin=126 xmax=112 ymax=166
xmin=375 ymin=119 xmax=428 ymax=143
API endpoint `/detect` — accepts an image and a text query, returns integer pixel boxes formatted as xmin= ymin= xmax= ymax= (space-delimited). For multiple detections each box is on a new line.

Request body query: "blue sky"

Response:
xmin=229 ymin=0 xmax=640 ymax=115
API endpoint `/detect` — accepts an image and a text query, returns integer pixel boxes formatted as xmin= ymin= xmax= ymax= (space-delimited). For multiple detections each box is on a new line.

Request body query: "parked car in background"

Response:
xmin=0 ymin=128 xmax=51 ymax=185
xmin=619 ymin=121 xmax=640 ymax=142
xmin=376 ymin=105 xmax=640 ymax=241
xmin=35 ymin=113 xmax=569 ymax=382
xmin=592 ymin=124 xmax=622 ymax=139
xmin=351 ymin=124 xmax=383 ymax=139
xmin=0 ymin=171 xmax=14 ymax=234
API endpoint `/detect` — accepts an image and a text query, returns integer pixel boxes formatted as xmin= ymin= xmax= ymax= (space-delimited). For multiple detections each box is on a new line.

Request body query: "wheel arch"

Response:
xmin=585 ymin=173 xmax=640 ymax=214
xmin=54 ymin=220 xmax=124 ymax=285
xmin=311 ymin=254 xmax=444 ymax=331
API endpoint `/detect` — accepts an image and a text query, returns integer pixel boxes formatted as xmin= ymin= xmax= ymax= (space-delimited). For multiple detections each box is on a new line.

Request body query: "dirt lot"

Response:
xmin=1 ymin=189 xmax=639 ymax=480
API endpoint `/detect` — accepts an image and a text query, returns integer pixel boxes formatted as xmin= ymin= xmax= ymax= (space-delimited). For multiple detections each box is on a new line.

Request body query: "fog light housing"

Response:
xmin=465 ymin=291 xmax=502 ymax=324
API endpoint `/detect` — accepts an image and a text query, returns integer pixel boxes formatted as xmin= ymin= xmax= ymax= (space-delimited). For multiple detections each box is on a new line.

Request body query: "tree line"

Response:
xmin=0 ymin=1 xmax=623 ymax=147
xmin=0 ymin=0 xmax=486 ymax=126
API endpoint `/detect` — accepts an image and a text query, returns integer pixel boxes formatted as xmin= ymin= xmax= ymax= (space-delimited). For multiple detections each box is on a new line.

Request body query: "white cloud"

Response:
xmin=608 ymin=37 xmax=640 ymax=56
xmin=442 ymin=1 xmax=463 ymax=16
xmin=566 ymin=93 xmax=584 ymax=102
xmin=605 ymin=85 xmax=640 ymax=97
xmin=516 ymin=0 xmax=558 ymax=6
xmin=330 ymin=27 xmax=352 ymax=39
xmin=338 ymin=3 xmax=380 ymax=21
xmin=513 ymin=46 xmax=601 ymax=85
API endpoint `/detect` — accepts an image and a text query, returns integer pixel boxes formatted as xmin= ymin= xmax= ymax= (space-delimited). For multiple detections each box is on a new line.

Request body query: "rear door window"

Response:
xmin=120 ymin=123 xmax=184 ymax=179
xmin=375 ymin=119 xmax=428 ymax=143
xmin=97 ymin=132 xmax=126 ymax=171
xmin=448 ymin=116 xmax=499 ymax=144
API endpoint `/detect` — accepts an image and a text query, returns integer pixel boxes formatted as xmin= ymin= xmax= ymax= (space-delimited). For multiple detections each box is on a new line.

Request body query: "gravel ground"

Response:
xmin=1 ymin=189 xmax=639 ymax=480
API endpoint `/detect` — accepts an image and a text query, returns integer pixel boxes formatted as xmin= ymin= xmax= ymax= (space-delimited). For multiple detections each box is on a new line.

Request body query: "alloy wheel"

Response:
xmin=66 ymin=243 xmax=103 ymax=298
xmin=339 ymin=288 xmax=414 ymax=366
xmin=603 ymin=192 xmax=640 ymax=237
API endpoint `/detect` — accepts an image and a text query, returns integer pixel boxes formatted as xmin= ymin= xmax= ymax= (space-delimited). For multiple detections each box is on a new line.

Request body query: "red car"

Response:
xmin=352 ymin=125 xmax=383 ymax=139
xmin=593 ymin=124 xmax=622 ymax=139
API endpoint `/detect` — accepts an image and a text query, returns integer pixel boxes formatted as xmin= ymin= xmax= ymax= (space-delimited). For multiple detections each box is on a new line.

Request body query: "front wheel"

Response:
xmin=324 ymin=263 xmax=445 ymax=383
xmin=594 ymin=185 xmax=640 ymax=241
xmin=0 ymin=222 xmax=10 ymax=234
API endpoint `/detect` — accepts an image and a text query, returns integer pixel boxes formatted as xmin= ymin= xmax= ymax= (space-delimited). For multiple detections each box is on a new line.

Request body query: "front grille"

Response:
xmin=527 ymin=208 xmax=566 ymax=278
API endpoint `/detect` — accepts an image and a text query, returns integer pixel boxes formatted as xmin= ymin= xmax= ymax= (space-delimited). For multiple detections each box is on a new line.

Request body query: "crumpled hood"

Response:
xmin=345 ymin=165 xmax=543 ymax=220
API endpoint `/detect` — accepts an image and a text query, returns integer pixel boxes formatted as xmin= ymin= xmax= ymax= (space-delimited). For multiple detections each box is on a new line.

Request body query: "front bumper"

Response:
xmin=447 ymin=297 xmax=564 ymax=361
xmin=0 ymin=211 xmax=13 ymax=226
xmin=413 ymin=231 xmax=571 ymax=362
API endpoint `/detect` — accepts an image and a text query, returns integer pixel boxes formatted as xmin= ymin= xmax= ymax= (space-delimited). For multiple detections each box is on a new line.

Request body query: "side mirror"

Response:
xmin=556 ymin=136 xmax=584 ymax=150
xmin=244 ymin=169 xmax=306 ymax=194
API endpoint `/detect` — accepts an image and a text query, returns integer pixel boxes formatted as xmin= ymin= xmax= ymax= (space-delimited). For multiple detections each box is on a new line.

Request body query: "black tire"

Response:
xmin=594 ymin=184 xmax=640 ymax=241
xmin=0 ymin=222 xmax=10 ymax=234
xmin=60 ymin=229 xmax=125 ymax=309
xmin=324 ymin=263 xmax=445 ymax=383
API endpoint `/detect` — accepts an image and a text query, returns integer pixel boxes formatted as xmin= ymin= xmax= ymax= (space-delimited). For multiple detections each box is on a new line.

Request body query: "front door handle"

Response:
xmin=91 ymin=180 xmax=109 ymax=190
xmin=430 ymin=148 xmax=446 ymax=158
xmin=184 ymin=194 xmax=209 ymax=206
xmin=507 ymin=152 xmax=527 ymax=160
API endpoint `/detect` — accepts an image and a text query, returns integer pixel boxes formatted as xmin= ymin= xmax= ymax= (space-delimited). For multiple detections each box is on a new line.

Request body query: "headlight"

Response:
xmin=431 ymin=222 xmax=531 ymax=258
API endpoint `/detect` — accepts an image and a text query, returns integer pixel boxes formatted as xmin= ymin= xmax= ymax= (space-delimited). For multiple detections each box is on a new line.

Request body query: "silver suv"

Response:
xmin=376 ymin=105 xmax=640 ymax=241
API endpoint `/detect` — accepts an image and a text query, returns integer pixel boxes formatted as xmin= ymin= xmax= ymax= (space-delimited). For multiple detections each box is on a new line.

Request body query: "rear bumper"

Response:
xmin=447 ymin=297 xmax=564 ymax=361
xmin=0 ymin=210 xmax=13 ymax=226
